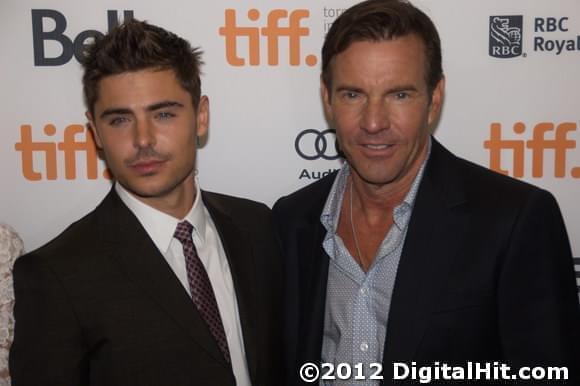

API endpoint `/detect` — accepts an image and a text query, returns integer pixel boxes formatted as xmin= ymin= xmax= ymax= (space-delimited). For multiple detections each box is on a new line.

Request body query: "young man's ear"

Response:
xmin=85 ymin=111 xmax=103 ymax=149
xmin=196 ymin=95 xmax=209 ymax=139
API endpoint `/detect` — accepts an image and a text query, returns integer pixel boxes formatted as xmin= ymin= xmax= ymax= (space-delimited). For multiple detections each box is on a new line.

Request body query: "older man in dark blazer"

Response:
xmin=273 ymin=1 xmax=579 ymax=385
xmin=10 ymin=20 xmax=282 ymax=386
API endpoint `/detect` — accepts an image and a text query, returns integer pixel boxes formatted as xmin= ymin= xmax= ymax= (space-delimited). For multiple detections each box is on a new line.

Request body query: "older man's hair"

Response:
xmin=321 ymin=0 xmax=443 ymax=94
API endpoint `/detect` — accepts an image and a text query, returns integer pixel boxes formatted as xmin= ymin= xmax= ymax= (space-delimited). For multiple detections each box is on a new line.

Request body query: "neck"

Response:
xmin=351 ymin=146 xmax=427 ymax=221
xmin=131 ymin=173 xmax=196 ymax=220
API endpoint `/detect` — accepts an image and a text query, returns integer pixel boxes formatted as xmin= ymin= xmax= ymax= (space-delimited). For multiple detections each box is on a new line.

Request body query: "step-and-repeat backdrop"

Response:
xmin=1 ymin=0 xmax=579 ymax=293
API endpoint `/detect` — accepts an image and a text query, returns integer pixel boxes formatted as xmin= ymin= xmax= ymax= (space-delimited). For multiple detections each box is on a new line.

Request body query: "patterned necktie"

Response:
xmin=174 ymin=220 xmax=231 ymax=363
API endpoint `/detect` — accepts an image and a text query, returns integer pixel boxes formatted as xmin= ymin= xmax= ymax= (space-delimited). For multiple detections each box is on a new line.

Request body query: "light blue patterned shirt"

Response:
xmin=320 ymin=142 xmax=430 ymax=385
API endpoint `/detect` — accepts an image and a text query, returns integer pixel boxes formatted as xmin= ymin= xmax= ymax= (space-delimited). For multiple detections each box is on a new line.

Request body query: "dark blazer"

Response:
xmin=273 ymin=139 xmax=580 ymax=385
xmin=10 ymin=189 xmax=283 ymax=386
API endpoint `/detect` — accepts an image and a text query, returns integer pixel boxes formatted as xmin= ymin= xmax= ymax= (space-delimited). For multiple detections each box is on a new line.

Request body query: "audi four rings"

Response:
xmin=294 ymin=129 xmax=341 ymax=160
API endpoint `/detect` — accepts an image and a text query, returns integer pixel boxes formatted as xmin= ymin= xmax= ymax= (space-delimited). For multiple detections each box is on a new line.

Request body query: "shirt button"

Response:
xmin=360 ymin=287 xmax=367 ymax=294
xmin=360 ymin=342 xmax=369 ymax=352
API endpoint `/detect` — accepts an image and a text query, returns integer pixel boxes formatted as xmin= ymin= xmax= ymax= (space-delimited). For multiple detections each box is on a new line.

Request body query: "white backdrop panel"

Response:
xmin=1 ymin=0 xmax=578 ymax=256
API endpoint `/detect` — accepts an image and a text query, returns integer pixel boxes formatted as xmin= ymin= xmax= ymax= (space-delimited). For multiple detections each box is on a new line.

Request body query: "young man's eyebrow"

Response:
xmin=99 ymin=108 xmax=132 ymax=119
xmin=99 ymin=101 xmax=184 ymax=119
xmin=146 ymin=101 xmax=184 ymax=111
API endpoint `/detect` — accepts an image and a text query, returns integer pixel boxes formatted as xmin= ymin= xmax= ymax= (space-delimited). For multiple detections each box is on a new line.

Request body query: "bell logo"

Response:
xmin=219 ymin=9 xmax=317 ymax=67
xmin=14 ymin=124 xmax=111 ymax=181
xmin=32 ymin=9 xmax=134 ymax=66
xmin=484 ymin=122 xmax=580 ymax=178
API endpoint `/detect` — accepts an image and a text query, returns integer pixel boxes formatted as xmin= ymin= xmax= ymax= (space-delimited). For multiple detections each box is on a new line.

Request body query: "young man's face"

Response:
xmin=87 ymin=68 xmax=208 ymax=212
xmin=322 ymin=34 xmax=444 ymax=188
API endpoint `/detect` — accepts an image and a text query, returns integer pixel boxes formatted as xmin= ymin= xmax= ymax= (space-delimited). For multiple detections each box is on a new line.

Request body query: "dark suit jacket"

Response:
xmin=273 ymin=139 xmax=580 ymax=385
xmin=10 ymin=189 xmax=283 ymax=386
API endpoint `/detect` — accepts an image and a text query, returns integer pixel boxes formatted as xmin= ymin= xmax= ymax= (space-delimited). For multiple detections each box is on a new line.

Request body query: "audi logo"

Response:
xmin=294 ymin=129 xmax=341 ymax=160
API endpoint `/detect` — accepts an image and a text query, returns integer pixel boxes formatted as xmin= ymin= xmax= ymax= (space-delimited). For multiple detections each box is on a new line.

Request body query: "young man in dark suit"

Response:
xmin=10 ymin=19 xmax=282 ymax=386
xmin=273 ymin=0 xmax=579 ymax=384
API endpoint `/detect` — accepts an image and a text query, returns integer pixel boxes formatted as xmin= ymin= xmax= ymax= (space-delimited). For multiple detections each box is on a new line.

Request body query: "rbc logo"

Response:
xmin=489 ymin=15 xmax=523 ymax=58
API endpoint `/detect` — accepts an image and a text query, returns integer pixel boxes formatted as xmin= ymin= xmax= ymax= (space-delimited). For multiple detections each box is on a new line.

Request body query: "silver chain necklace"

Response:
xmin=349 ymin=178 xmax=364 ymax=268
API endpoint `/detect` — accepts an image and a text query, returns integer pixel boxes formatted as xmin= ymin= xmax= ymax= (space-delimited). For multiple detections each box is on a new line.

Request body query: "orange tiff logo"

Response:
xmin=219 ymin=8 xmax=317 ymax=66
xmin=484 ymin=122 xmax=580 ymax=178
xmin=14 ymin=124 xmax=111 ymax=181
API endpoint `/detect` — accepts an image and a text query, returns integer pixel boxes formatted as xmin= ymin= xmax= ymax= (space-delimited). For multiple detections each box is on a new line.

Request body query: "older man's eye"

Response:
xmin=395 ymin=92 xmax=409 ymax=100
xmin=339 ymin=91 xmax=361 ymax=102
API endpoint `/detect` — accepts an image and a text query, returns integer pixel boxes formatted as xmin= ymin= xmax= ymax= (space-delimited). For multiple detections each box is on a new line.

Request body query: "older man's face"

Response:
xmin=322 ymin=34 xmax=444 ymax=189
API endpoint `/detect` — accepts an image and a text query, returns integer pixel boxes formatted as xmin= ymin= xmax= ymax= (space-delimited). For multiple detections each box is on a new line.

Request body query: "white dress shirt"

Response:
xmin=115 ymin=181 xmax=251 ymax=386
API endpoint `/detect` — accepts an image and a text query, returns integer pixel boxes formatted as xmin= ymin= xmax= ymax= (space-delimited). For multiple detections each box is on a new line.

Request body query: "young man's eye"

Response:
xmin=109 ymin=116 xmax=129 ymax=126
xmin=156 ymin=111 xmax=175 ymax=120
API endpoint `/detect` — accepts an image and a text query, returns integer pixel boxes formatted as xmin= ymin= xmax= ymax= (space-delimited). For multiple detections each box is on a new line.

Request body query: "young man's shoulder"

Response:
xmin=14 ymin=204 xmax=103 ymax=276
xmin=202 ymin=190 xmax=270 ymax=215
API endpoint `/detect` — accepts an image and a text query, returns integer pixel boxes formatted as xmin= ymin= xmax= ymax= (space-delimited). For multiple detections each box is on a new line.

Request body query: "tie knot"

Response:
xmin=174 ymin=220 xmax=194 ymax=245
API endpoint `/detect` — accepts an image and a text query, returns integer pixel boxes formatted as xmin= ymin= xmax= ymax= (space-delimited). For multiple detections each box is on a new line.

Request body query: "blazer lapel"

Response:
xmin=292 ymin=176 xmax=336 ymax=368
xmin=202 ymin=192 xmax=259 ymax=381
xmin=97 ymin=190 xmax=228 ymax=367
xmin=296 ymin=220 xmax=330 ymax=365
xmin=383 ymin=140 xmax=469 ymax=372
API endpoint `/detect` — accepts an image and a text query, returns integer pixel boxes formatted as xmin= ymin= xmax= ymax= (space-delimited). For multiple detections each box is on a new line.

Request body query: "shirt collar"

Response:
xmin=115 ymin=177 xmax=207 ymax=254
xmin=320 ymin=164 xmax=349 ymax=233
xmin=393 ymin=139 xmax=431 ymax=229
xmin=321 ymin=137 xmax=432 ymax=233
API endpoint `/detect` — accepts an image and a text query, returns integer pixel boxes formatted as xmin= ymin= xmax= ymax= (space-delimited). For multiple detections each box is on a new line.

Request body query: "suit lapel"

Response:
xmin=202 ymin=192 xmax=259 ymax=381
xmin=297 ymin=220 xmax=330 ymax=364
xmin=383 ymin=140 xmax=469 ymax=370
xmin=97 ymin=190 xmax=228 ymax=367
xmin=292 ymin=176 xmax=336 ymax=367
